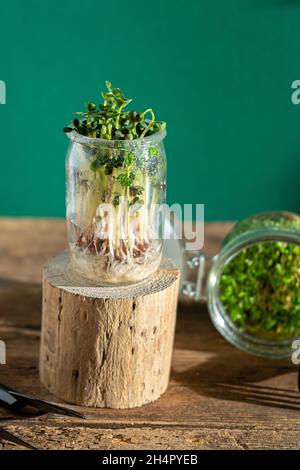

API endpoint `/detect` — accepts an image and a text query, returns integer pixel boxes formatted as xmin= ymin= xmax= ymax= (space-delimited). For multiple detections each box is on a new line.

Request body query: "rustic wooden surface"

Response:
xmin=0 ymin=218 xmax=299 ymax=450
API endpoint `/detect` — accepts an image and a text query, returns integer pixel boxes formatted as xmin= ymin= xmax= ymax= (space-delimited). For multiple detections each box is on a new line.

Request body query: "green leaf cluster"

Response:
xmin=64 ymin=81 xmax=166 ymax=140
xmin=220 ymin=241 xmax=300 ymax=340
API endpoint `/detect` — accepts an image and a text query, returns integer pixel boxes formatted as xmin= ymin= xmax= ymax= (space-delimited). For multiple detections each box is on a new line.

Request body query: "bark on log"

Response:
xmin=39 ymin=251 xmax=180 ymax=409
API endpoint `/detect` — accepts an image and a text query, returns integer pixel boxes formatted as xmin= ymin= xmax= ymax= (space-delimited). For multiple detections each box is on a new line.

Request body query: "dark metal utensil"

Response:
xmin=0 ymin=383 xmax=85 ymax=419
xmin=0 ymin=427 xmax=38 ymax=450
xmin=0 ymin=383 xmax=85 ymax=450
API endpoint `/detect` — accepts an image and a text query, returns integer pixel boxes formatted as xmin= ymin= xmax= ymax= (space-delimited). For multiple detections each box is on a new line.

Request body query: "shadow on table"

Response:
xmin=214 ymin=382 xmax=300 ymax=411
xmin=0 ymin=278 xmax=41 ymax=329
xmin=173 ymin=302 xmax=300 ymax=411
xmin=172 ymin=363 xmax=300 ymax=411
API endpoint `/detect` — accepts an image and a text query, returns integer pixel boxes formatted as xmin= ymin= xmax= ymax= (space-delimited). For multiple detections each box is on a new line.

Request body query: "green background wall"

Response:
xmin=1 ymin=0 xmax=300 ymax=220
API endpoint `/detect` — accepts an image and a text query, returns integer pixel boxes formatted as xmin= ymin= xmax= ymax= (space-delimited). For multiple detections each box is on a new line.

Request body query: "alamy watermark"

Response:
xmin=0 ymin=80 xmax=6 ymax=104
xmin=0 ymin=340 xmax=6 ymax=364
xmin=90 ymin=201 xmax=204 ymax=251
xmin=291 ymin=340 xmax=300 ymax=364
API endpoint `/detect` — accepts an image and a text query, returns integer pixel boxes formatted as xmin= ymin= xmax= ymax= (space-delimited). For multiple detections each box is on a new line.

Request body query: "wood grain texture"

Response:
xmin=40 ymin=252 xmax=179 ymax=408
xmin=0 ymin=218 xmax=300 ymax=450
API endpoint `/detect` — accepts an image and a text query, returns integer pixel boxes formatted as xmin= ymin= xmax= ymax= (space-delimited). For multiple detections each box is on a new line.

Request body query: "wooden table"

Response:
xmin=0 ymin=218 xmax=299 ymax=450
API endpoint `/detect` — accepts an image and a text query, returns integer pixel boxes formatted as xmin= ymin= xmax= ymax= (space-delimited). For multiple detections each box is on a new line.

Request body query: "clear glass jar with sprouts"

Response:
xmin=179 ymin=211 xmax=300 ymax=358
xmin=206 ymin=211 xmax=300 ymax=358
xmin=66 ymin=128 xmax=166 ymax=285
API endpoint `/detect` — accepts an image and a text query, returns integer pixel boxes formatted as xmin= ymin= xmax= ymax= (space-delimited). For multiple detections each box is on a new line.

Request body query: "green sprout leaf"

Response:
xmin=117 ymin=171 xmax=135 ymax=187
xmin=123 ymin=151 xmax=134 ymax=166
xmin=149 ymin=146 xmax=159 ymax=156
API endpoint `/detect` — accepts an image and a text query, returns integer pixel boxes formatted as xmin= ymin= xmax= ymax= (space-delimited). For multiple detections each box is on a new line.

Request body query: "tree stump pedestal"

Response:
xmin=39 ymin=251 xmax=180 ymax=409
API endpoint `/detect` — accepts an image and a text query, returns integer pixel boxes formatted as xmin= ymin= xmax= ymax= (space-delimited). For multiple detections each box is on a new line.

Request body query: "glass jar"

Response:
xmin=171 ymin=211 xmax=300 ymax=359
xmin=66 ymin=128 xmax=167 ymax=285
xmin=207 ymin=212 xmax=300 ymax=358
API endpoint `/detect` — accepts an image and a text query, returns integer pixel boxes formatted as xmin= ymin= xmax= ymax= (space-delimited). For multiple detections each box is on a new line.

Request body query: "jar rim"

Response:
xmin=65 ymin=126 xmax=167 ymax=147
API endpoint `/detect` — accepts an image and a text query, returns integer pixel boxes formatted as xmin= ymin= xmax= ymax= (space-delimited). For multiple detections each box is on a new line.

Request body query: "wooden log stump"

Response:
xmin=39 ymin=251 xmax=180 ymax=409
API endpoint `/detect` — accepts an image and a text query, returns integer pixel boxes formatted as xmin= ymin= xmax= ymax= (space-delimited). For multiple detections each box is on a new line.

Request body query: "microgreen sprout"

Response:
xmin=64 ymin=81 xmax=166 ymax=140
xmin=220 ymin=241 xmax=300 ymax=340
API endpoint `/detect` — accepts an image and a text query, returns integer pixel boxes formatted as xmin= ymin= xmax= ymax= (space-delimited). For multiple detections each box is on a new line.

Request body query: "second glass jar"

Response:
xmin=207 ymin=211 xmax=300 ymax=358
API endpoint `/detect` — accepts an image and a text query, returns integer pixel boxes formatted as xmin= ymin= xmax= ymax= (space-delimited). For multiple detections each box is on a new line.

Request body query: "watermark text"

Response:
xmin=0 ymin=80 xmax=6 ymax=105
xmin=0 ymin=340 xmax=6 ymax=364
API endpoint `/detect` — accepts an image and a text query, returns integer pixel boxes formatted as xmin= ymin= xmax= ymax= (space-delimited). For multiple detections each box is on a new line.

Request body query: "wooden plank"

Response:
xmin=0 ymin=218 xmax=299 ymax=450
